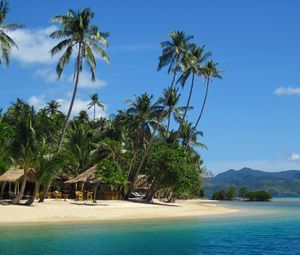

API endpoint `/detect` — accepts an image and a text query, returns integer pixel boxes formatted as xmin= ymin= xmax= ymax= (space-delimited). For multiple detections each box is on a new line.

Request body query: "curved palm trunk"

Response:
xmin=58 ymin=44 xmax=82 ymax=153
xmin=124 ymin=69 xmax=179 ymax=200
xmin=40 ymin=46 xmax=82 ymax=203
xmin=166 ymin=108 xmax=172 ymax=137
xmin=11 ymin=172 xmax=27 ymax=205
xmin=93 ymin=105 xmax=96 ymax=121
xmin=25 ymin=182 xmax=39 ymax=206
xmin=38 ymin=181 xmax=51 ymax=202
xmin=181 ymin=73 xmax=195 ymax=125
xmin=145 ymin=178 xmax=158 ymax=202
xmin=194 ymin=78 xmax=210 ymax=130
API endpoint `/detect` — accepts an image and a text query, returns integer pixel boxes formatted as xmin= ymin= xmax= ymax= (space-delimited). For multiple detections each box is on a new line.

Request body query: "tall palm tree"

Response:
xmin=158 ymin=31 xmax=193 ymax=88
xmin=179 ymin=121 xmax=206 ymax=149
xmin=50 ymin=8 xmax=110 ymax=152
xmin=45 ymin=99 xmax=61 ymax=116
xmin=193 ymin=60 xmax=222 ymax=130
xmin=0 ymin=0 xmax=23 ymax=67
xmin=177 ymin=44 xmax=211 ymax=127
xmin=124 ymin=31 xmax=193 ymax=200
xmin=87 ymin=93 xmax=104 ymax=121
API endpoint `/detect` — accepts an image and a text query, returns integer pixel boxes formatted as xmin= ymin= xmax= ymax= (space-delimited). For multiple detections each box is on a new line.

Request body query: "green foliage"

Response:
xmin=245 ymin=190 xmax=272 ymax=201
xmin=95 ymin=159 xmax=127 ymax=189
xmin=239 ymin=187 xmax=248 ymax=199
xmin=145 ymin=143 xmax=202 ymax=196
xmin=226 ymin=185 xmax=237 ymax=200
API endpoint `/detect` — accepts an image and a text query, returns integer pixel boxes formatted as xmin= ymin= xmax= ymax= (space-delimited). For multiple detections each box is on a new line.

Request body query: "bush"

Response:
xmin=245 ymin=190 xmax=272 ymax=201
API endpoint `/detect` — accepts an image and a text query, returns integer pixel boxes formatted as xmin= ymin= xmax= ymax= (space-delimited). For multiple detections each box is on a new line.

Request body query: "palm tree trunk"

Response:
xmin=145 ymin=179 xmax=158 ymax=202
xmin=11 ymin=172 xmax=27 ymax=205
xmin=38 ymin=181 xmax=51 ymax=202
xmin=0 ymin=182 xmax=6 ymax=199
xmin=93 ymin=182 xmax=99 ymax=203
xmin=93 ymin=105 xmax=95 ymax=121
xmin=166 ymin=108 xmax=172 ymax=137
xmin=40 ymin=45 xmax=82 ymax=203
xmin=194 ymin=78 xmax=209 ymax=130
xmin=25 ymin=182 xmax=39 ymax=206
xmin=124 ymin=65 xmax=179 ymax=200
xmin=179 ymin=73 xmax=195 ymax=128
xmin=57 ymin=43 xmax=82 ymax=153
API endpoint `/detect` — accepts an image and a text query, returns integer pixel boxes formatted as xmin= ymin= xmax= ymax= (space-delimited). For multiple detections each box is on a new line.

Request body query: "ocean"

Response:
xmin=0 ymin=197 xmax=299 ymax=255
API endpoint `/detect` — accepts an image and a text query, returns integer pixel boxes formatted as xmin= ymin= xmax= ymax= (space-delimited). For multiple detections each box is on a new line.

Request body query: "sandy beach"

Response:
xmin=0 ymin=199 xmax=238 ymax=225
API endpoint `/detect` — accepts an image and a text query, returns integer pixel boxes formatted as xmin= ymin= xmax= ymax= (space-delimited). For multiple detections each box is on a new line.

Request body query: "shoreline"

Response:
xmin=0 ymin=199 xmax=238 ymax=226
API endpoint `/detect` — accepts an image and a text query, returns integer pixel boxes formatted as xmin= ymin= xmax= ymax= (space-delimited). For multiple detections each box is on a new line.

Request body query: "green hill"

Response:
xmin=204 ymin=167 xmax=300 ymax=195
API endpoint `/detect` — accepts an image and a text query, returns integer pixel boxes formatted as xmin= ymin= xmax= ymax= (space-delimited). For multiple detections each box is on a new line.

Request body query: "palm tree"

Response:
xmin=87 ymin=93 xmax=104 ymax=121
xmin=179 ymin=121 xmax=206 ymax=149
xmin=193 ymin=60 xmax=222 ymax=130
xmin=124 ymin=31 xmax=193 ymax=200
xmin=158 ymin=31 xmax=193 ymax=88
xmin=45 ymin=99 xmax=61 ymax=116
xmin=0 ymin=0 xmax=23 ymax=67
xmin=177 ymin=44 xmax=211 ymax=127
xmin=50 ymin=8 xmax=110 ymax=152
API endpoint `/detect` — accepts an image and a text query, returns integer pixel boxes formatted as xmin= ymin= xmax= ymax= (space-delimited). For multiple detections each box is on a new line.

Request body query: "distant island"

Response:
xmin=204 ymin=167 xmax=300 ymax=195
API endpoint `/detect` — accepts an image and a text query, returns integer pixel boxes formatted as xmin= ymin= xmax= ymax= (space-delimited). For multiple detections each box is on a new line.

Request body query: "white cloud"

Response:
xmin=274 ymin=86 xmax=300 ymax=96
xmin=8 ymin=26 xmax=60 ymax=65
xmin=34 ymin=67 xmax=59 ymax=83
xmin=28 ymin=95 xmax=107 ymax=119
xmin=288 ymin=153 xmax=300 ymax=161
xmin=67 ymin=71 xmax=107 ymax=89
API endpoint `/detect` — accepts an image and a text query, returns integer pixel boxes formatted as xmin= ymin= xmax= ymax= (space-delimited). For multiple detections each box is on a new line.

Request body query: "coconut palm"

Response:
xmin=193 ymin=60 xmax=222 ymax=130
xmin=0 ymin=0 xmax=23 ymax=67
xmin=177 ymin=44 xmax=211 ymax=127
xmin=45 ymin=100 xmax=61 ymax=116
xmin=50 ymin=8 xmax=110 ymax=152
xmin=87 ymin=93 xmax=104 ymax=121
xmin=124 ymin=32 xmax=193 ymax=200
xmin=179 ymin=120 xmax=206 ymax=149
xmin=158 ymin=30 xmax=193 ymax=87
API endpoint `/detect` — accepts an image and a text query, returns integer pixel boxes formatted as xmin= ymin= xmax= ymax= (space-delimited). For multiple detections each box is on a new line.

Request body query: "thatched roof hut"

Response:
xmin=0 ymin=168 xmax=36 ymax=183
xmin=134 ymin=175 xmax=150 ymax=190
xmin=64 ymin=165 xmax=104 ymax=184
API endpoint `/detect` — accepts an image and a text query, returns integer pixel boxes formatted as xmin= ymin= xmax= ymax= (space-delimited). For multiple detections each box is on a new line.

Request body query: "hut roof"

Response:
xmin=64 ymin=165 xmax=104 ymax=184
xmin=134 ymin=174 xmax=149 ymax=190
xmin=0 ymin=168 xmax=35 ymax=183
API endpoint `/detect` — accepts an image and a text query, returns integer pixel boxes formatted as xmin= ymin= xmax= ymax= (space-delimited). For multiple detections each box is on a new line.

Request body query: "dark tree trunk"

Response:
xmin=11 ymin=173 xmax=27 ymax=205
xmin=38 ymin=181 xmax=51 ymax=202
xmin=25 ymin=182 xmax=39 ymax=206
xmin=194 ymin=78 xmax=210 ymax=130
xmin=176 ymin=72 xmax=195 ymax=136
xmin=93 ymin=182 xmax=99 ymax=203
xmin=145 ymin=179 xmax=158 ymax=202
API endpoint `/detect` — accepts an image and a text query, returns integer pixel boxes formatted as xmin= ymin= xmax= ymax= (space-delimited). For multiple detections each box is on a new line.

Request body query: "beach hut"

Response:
xmin=64 ymin=165 xmax=104 ymax=202
xmin=0 ymin=168 xmax=36 ymax=199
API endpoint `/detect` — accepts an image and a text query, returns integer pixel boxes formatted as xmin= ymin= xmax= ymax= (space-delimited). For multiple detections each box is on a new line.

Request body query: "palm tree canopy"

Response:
xmin=158 ymin=30 xmax=193 ymax=73
xmin=177 ymin=44 xmax=212 ymax=88
xmin=87 ymin=93 xmax=104 ymax=109
xmin=0 ymin=0 xmax=23 ymax=66
xmin=50 ymin=8 xmax=110 ymax=80
xmin=179 ymin=121 xmax=206 ymax=149
xmin=45 ymin=99 xmax=61 ymax=115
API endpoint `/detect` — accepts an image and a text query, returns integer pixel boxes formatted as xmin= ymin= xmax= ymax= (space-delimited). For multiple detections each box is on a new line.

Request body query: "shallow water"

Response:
xmin=0 ymin=197 xmax=299 ymax=255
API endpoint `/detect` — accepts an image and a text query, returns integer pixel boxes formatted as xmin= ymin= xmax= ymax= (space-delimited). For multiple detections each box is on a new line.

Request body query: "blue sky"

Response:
xmin=1 ymin=0 xmax=300 ymax=174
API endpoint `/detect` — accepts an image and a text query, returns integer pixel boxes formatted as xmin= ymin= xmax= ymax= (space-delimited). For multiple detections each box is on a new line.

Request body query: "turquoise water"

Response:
xmin=0 ymin=197 xmax=300 ymax=255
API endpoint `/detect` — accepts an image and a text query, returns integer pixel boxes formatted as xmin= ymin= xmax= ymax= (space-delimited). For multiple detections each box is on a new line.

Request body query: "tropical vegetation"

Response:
xmin=0 ymin=2 xmax=222 ymax=205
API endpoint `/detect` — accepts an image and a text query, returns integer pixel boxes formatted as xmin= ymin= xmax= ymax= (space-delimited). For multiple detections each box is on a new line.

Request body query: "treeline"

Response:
xmin=212 ymin=186 xmax=272 ymax=201
xmin=0 ymin=1 xmax=222 ymax=205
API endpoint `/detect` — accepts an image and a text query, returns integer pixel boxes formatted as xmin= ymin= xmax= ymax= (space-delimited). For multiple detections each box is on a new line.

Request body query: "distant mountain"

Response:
xmin=204 ymin=167 xmax=300 ymax=195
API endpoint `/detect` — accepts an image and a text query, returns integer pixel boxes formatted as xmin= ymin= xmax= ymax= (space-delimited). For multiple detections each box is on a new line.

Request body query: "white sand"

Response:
xmin=0 ymin=199 xmax=238 ymax=225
